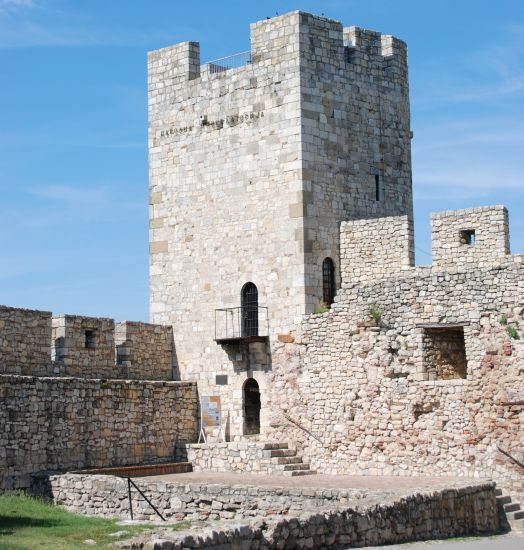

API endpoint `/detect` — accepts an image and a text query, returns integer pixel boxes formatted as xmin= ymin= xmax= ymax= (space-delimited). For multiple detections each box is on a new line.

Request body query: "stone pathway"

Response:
xmin=149 ymin=471 xmax=486 ymax=491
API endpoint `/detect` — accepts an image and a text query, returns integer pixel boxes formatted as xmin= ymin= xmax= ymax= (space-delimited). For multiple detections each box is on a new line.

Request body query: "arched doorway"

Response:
xmin=243 ymin=378 xmax=261 ymax=435
xmin=241 ymin=282 xmax=258 ymax=337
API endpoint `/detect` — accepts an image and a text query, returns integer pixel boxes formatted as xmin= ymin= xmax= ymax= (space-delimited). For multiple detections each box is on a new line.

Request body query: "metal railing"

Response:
xmin=205 ymin=50 xmax=252 ymax=74
xmin=215 ymin=306 xmax=269 ymax=341
xmin=498 ymin=446 xmax=524 ymax=472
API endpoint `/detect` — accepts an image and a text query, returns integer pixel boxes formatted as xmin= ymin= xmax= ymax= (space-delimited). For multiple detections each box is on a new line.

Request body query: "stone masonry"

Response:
xmin=0 ymin=375 xmax=197 ymax=491
xmin=148 ymin=11 xmax=414 ymax=437
xmin=267 ymin=206 xmax=524 ymax=503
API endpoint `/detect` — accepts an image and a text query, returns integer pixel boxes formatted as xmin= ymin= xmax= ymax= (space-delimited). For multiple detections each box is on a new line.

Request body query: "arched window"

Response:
xmin=322 ymin=258 xmax=335 ymax=306
xmin=241 ymin=282 xmax=258 ymax=337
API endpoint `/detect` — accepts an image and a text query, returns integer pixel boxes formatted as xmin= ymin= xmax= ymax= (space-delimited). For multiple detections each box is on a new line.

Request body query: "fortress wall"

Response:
xmin=431 ymin=205 xmax=510 ymax=269
xmin=340 ymin=215 xmax=414 ymax=285
xmin=114 ymin=321 xmax=173 ymax=380
xmin=0 ymin=375 xmax=198 ymax=491
xmin=0 ymin=306 xmax=52 ymax=376
xmin=0 ymin=308 xmax=174 ymax=380
xmin=268 ymin=255 xmax=524 ymax=500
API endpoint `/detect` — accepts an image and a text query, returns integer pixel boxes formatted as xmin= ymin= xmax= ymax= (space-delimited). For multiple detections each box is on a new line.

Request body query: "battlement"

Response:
xmin=0 ymin=307 xmax=174 ymax=380
xmin=340 ymin=206 xmax=514 ymax=285
xmin=147 ymin=11 xmax=408 ymax=90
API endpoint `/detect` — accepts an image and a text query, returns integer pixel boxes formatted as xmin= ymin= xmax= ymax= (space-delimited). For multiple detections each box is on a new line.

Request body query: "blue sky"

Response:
xmin=0 ymin=0 xmax=523 ymax=321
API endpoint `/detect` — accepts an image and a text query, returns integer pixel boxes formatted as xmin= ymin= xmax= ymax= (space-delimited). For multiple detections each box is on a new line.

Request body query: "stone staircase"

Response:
xmin=496 ymin=487 xmax=524 ymax=531
xmin=263 ymin=442 xmax=315 ymax=476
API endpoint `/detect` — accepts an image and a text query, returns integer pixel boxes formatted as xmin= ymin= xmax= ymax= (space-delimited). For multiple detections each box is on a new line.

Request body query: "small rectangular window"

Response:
xmin=215 ymin=374 xmax=228 ymax=385
xmin=85 ymin=330 xmax=96 ymax=349
xmin=375 ymin=174 xmax=380 ymax=201
xmin=459 ymin=229 xmax=476 ymax=245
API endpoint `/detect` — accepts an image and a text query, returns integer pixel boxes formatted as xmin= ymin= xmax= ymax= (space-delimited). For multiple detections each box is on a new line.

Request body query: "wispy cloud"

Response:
xmin=0 ymin=0 xmax=36 ymax=15
xmin=415 ymin=25 xmax=524 ymax=106
xmin=0 ymin=0 xmax=186 ymax=48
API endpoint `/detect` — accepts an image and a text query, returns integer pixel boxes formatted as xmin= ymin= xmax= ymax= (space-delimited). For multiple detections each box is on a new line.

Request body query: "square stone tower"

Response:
xmin=148 ymin=12 xmax=413 ymax=437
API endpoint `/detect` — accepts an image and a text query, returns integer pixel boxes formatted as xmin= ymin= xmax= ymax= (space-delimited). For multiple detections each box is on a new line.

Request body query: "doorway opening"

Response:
xmin=243 ymin=378 xmax=261 ymax=435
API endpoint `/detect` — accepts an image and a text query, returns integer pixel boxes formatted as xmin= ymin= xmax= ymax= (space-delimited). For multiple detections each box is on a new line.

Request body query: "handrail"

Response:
xmin=127 ymin=477 xmax=166 ymax=521
xmin=498 ymin=446 xmax=524 ymax=471
xmin=205 ymin=50 xmax=251 ymax=74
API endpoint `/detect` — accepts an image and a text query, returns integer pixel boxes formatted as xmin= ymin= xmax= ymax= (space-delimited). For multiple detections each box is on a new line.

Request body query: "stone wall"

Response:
xmin=33 ymin=474 xmax=500 ymax=549
xmin=267 ymin=243 xmax=524 ymax=501
xmin=0 ymin=306 xmax=52 ymax=375
xmin=431 ymin=205 xmax=510 ymax=269
xmin=0 ymin=375 xmax=198 ymax=491
xmin=114 ymin=321 xmax=173 ymax=380
xmin=185 ymin=441 xmax=276 ymax=474
xmin=340 ymin=215 xmax=414 ymax=285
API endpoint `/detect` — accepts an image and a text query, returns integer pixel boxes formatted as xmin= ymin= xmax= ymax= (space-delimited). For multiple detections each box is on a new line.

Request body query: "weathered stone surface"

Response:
xmin=0 ymin=376 xmax=198 ymax=491
xmin=35 ymin=473 xmax=500 ymax=548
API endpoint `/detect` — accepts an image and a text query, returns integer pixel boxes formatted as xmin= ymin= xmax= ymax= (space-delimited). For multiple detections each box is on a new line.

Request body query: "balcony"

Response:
xmin=214 ymin=306 xmax=269 ymax=345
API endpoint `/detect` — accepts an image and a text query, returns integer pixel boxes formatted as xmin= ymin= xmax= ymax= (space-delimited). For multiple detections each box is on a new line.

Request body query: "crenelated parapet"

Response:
xmin=148 ymin=12 xmax=408 ymax=90
xmin=340 ymin=205 xmax=517 ymax=286
xmin=0 ymin=307 xmax=175 ymax=380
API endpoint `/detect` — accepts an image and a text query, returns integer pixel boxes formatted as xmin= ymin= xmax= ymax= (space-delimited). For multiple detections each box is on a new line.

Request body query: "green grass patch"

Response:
xmin=0 ymin=493 xmax=186 ymax=549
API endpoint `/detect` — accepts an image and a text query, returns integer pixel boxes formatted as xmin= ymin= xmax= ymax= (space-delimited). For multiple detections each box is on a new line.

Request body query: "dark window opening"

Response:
xmin=375 ymin=174 xmax=381 ymax=201
xmin=422 ymin=326 xmax=467 ymax=380
xmin=215 ymin=374 xmax=228 ymax=385
xmin=322 ymin=257 xmax=336 ymax=306
xmin=459 ymin=229 xmax=476 ymax=245
xmin=344 ymin=45 xmax=356 ymax=63
xmin=85 ymin=330 xmax=96 ymax=349
xmin=241 ymin=282 xmax=258 ymax=337
xmin=243 ymin=378 xmax=261 ymax=435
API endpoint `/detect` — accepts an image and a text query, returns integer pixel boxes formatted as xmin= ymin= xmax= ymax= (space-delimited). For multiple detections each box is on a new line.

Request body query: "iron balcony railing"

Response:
xmin=205 ymin=50 xmax=252 ymax=74
xmin=214 ymin=306 xmax=269 ymax=343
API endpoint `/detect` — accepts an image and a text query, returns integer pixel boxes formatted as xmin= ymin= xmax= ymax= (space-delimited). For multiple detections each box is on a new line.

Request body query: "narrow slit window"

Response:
xmin=375 ymin=174 xmax=380 ymax=201
xmin=459 ymin=229 xmax=476 ymax=245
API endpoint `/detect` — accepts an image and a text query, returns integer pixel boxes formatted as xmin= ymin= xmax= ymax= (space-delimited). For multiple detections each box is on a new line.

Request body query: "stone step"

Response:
xmin=282 ymin=469 xmax=316 ymax=477
xmin=271 ymin=456 xmax=303 ymax=465
xmin=270 ymin=449 xmax=297 ymax=458
xmin=262 ymin=442 xmax=289 ymax=451
xmin=495 ymin=488 xmax=503 ymax=496
xmin=280 ymin=463 xmax=310 ymax=471
xmin=497 ymin=495 xmax=512 ymax=505
xmin=511 ymin=510 xmax=524 ymax=520
xmin=505 ymin=503 xmax=521 ymax=513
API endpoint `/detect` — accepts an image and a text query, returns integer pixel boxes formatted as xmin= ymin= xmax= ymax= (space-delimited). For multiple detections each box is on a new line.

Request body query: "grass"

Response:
xmin=0 ymin=493 xmax=186 ymax=550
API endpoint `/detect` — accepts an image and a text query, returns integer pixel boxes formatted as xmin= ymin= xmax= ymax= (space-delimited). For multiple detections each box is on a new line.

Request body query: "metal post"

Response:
xmin=129 ymin=478 xmax=166 ymax=521
xmin=127 ymin=477 xmax=133 ymax=520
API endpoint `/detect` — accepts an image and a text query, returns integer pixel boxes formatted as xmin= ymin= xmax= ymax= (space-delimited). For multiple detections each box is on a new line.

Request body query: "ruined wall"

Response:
xmin=268 ymin=208 xmax=524 ymax=501
xmin=0 ymin=306 xmax=52 ymax=375
xmin=0 ymin=375 xmax=198 ymax=491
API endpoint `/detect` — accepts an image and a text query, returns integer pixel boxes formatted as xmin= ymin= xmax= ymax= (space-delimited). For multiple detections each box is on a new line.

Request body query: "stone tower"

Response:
xmin=148 ymin=12 xmax=413 ymax=437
